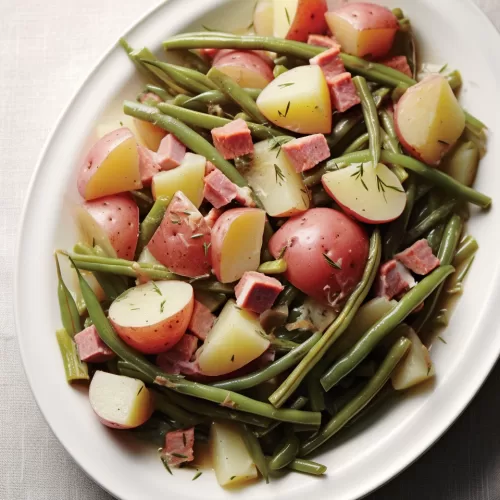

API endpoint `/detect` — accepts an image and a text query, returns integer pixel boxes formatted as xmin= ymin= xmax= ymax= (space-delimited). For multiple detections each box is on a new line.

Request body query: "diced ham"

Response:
xmin=156 ymin=333 xmax=199 ymax=374
xmin=203 ymin=168 xmax=255 ymax=208
xmin=211 ymin=119 xmax=254 ymax=160
xmin=328 ymin=72 xmax=361 ymax=113
xmin=309 ymin=47 xmax=346 ymax=80
xmin=156 ymin=134 xmax=186 ymax=171
xmin=307 ymin=34 xmax=341 ymax=49
xmin=380 ymin=55 xmax=412 ymax=78
xmin=74 ymin=325 xmax=115 ymax=363
xmin=205 ymin=161 xmax=217 ymax=175
xmin=395 ymin=239 xmax=441 ymax=275
xmin=281 ymin=134 xmax=331 ymax=173
xmin=162 ymin=428 xmax=195 ymax=467
xmin=138 ymin=145 xmax=162 ymax=186
xmin=138 ymin=92 xmax=163 ymax=104
xmin=204 ymin=207 xmax=223 ymax=229
xmin=188 ymin=300 xmax=216 ymax=341
xmin=235 ymin=271 xmax=284 ymax=314
xmin=375 ymin=260 xmax=416 ymax=300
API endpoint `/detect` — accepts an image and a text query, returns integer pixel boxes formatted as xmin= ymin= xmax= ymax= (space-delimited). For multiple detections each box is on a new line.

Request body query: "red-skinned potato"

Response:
xmin=148 ymin=191 xmax=212 ymax=278
xmin=273 ymin=0 xmax=328 ymax=41
xmin=395 ymin=75 xmax=466 ymax=165
xmin=75 ymin=194 xmax=139 ymax=260
xmin=77 ymin=127 xmax=142 ymax=201
xmin=213 ymin=50 xmax=274 ymax=89
xmin=211 ymin=208 xmax=266 ymax=283
xmin=269 ymin=208 xmax=369 ymax=306
xmin=89 ymin=371 xmax=154 ymax=429
xmin=322 ymin=162 xmax=406 ymax=224
xmin=109 ymin=280 xmax=194 ymax=354
xmin=325 ymin=2 xmax=398 ymax=58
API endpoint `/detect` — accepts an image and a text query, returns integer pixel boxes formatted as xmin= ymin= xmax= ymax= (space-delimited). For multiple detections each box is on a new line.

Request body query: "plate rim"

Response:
xmin=13 ymin=1 xmax=500 ymax=499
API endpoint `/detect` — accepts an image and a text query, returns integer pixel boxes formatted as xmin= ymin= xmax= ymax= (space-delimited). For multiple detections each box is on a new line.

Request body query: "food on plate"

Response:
xmin=54 ymin=2 xmax=491 ymax=489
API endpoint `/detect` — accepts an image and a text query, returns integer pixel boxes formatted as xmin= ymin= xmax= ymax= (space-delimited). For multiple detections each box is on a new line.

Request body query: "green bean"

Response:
xmin=464 ymin=110 xmax=487 ymax=133
xmin=55 ymin=255 xmax=82 ymax=337
xmin=343 ymin=132 xmax=370 ymax=154
xmin=269 ymin=432 xmax=300 ymax=470
xmin=286 ymin=458 xmax=327 ymax=476
xmin=145 ymin=84 xmax=172 ymax=102
xmin=83 ymin=316 xmax=93 ymax=329
xmin=135 ymin=196 xmax=171 ymax=258
xmin=448 ymin=255 xmax=475 ymax=295
xmin=412 ymin=215 xmax=463 ymax=332
xmin=311 ymin=186 xmax=332 ymax=207
xmin=119 ymin=38 xmax=163 ymax=84
xmin=447 ymin=70 xmax=462 ymax=91
xmin=73 ymin=261 xmax=320 ymax=426
xmin=158 ymin=61 xmax=219 ymax=91
xmin=207 ymin=68 xmax=268 ymax=124
xmin=379 ymin=108 xmax=398 ymax=141
xmin=130 ymin=189 xmax=155 ymax=214
xmin=273 ymin=64 xmax=289 ymax=78
xmin=392 ymin=7 xmax=404 ymax=19
xmin=254 ymin=396 xmax=308 ymax=438
xmin=301 ymin=337 xmax=411 ymax=456
xmin=427 ymin=223 xmax=446 ymax=255
xmin=453 ymin=235 xmax=479 ymax=267
xmin=241 ymin=424 xmax=269 ymax=483
xmin=190 ymin=279 xmax=235 ymax=294
xmin=152 ymin=389 xmax=204 ymax=426
xmin=270 ymin=338 xmax=301 ymax=353
xmin=184 ymin=88 xmax=261 ymax=107
xmin=321 ymin=265 xmax=454 ymax=391
xmin=353 ymin=76 xmax=381 ymax=165
xmin=141 ymin=60 xmax=208 ymax=94
xmin=269 ymin=230 xmax=381 ymax=408
xmin=383 ymin=175 xmax=417 ymax=259
xmin=442 ymin=141 xmax=479 ymax=187
xmin=258 ymin=259 xmax=287 ymax=275
xmin=169 ymin=49 xmax=210 ymax=74
xmin=72 ymin=244 xmax=123 ymax=301
xmin=307 ymin=373 xmax=325 ymax=412
xmin=403 ymin=199 xmax=458 ymax=245
xmin=212 ymin=332 xmax=322 ymax=392
xmin=379 ymin=128 xmax=408 ymax=183
xmin=155 ymin=101 xmax=285 ymax=141
xmin=55 ymin=328 xmax=89 ymax=382
xmin=277 ymin=285 xmax=300 ymax=308
xmin=329 ymin=150 xmax=491 ymax=208
xmin=164 ymin=33 xmax=415 ymax=87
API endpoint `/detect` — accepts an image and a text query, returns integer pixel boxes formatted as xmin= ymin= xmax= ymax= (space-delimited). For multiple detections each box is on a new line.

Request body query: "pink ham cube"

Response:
xmin=138 ymin=145 xmax=162 ymax=186
xmin=156 ymin=333 xmax=199 ymax=375
xmin=156 ymin=134 xmax=186 ymax=170
xmin=162 ymin=428 xmax=195 ymax=467
xmin=74 ymin=325 xmax=115 ymax=363
xmin=310 ymin=47 xmax=346 ymax=80
xmin=281 ymin=134 xmax=330 ymax=173
xmin=395 ymin=240 xmax=441 ymax=275
xmin=188 ymin=300 xmax=216 ymax=341
xmin=235 ymin=272 xmax=284 ymax=314
xmin=211 ymin=119 xmax=254 ymax=160
xmin=379 ymin=55 xmax=412 ymax=78
xmin=375 ymin=260 xmax=416 ymax=301
xmin=307 ymin=34 xmax=341 ymax=49
xmin=328 ymin=72 xmax=361 ymax=113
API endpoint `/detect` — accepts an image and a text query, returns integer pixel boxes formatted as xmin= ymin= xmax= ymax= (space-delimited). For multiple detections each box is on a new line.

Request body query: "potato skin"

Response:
xmin=269 ymin=208 xmax=369 ymax=306
xmin=286 ymin=0 xmax=328 ymax=42
xmin=81 ymin=194 xmax=139 ymax=260
xmin=110 ymin=293 xmax=194 ymax=354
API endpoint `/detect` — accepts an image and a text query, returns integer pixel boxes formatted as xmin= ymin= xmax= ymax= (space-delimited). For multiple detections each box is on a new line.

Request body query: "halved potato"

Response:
xmin=109 ymin=280 xmax=194 ymax=354
xmin=197 ymin=300 xmax=270 ymax=376
xmin=256 ymin=65 xmax=332 ymax=134
xmin=254 ymin=0 xmax=274 ymax=36
xmin=395 ymin=75 xmax=465 ymax=165
xmin=242 ymin=138 xmax=310 ymax=217
xmin=89 ymin=371 xmax=153 ymax=429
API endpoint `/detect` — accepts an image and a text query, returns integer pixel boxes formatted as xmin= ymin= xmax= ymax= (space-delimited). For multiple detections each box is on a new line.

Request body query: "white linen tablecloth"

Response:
xmin=1 ymin=1 xmax=499 ymax=499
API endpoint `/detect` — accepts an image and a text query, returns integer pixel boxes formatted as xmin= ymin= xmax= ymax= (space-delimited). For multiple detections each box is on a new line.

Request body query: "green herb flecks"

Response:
xmin=171 ymin=453 xmax=188 ymax=459
xmin=160 ymin=300 xmax=166 ymax=314
xmin=285 ymin=7 xmax=291 ymax=24
xmin=278 ymin=101 xmax=291 ymax=118
xmin=278 ymin=245 xmax=287 ymax=260
xmin=152 ymin=282 xmax=163 ymax=296
xmin=376 ymin=174 xmax=404 ymax=202
xmin=269 ymin=136 xmax=291 ymax=158
xmin=191 ymin=233 xmax=204 ymax=239
xmin=274 ymin=164 xmax=286 ymax=185
xmin=278 ymin=82 xmax=295 ymax=89
xmin=438 ymin=336 xmax=447 ymax=344
xmin=351 ymin=164 xmax=368 ymax=191
xmin=323 ymin=253 xmax=342 ymax=270
xmin=192 ymin=471 xmax=203 ymax=481
xmin=160 ymin=453 xmax=173 ymax=475
xmin=203 ymin=242 xmax=212 ymax=257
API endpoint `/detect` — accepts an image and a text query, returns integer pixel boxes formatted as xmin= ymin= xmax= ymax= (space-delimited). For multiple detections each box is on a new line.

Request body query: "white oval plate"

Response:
xmin=15 ymin=0 xmax=500 ymax=499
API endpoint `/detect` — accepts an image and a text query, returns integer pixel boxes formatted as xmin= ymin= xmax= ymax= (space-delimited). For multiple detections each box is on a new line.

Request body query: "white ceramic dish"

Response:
xmin=15 ymin=0 xmax=500 ymax=499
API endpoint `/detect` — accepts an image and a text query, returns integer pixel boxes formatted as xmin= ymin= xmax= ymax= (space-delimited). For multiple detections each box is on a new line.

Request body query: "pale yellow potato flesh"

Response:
xmin=256 ymin=65 xmax=332 ymax=134
xmin=396 ymin=75 xmax=465 ymax=165
xmin=273 ymin=0 xmax=298 ymax=38
xmin=216 ymin=210 xmax=266 ymax=283
xmin=152 ymin=153 xmax=205 ymax=207
xmin=210 ymin=421 xmax=258 ymax=487
xmin=95 ymin=116 xmax=147 ymax=147
xmin=89 ymin=371 xmax=153 ymax=429
xmin=216 ymin=64 xmax=271 ymax=90
xmin=137 ymin=247 xmax=161 ymax=265
xmin=243 ymin=139 xmax=310 ymax=217
xmin=74 ymin=204 xmax=117 ymax=257
xmin=254 ymin=0 xmax=274 ymax=36
xmin=392 ymin=328 xmax=435 ymax=390
xmin=133 ymin=118 xmax=166 ymax=151
xmin=85 ymin=136 xmax=142 ymax=201
xmin=198 ymin=300 xmax=270 ymax=376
